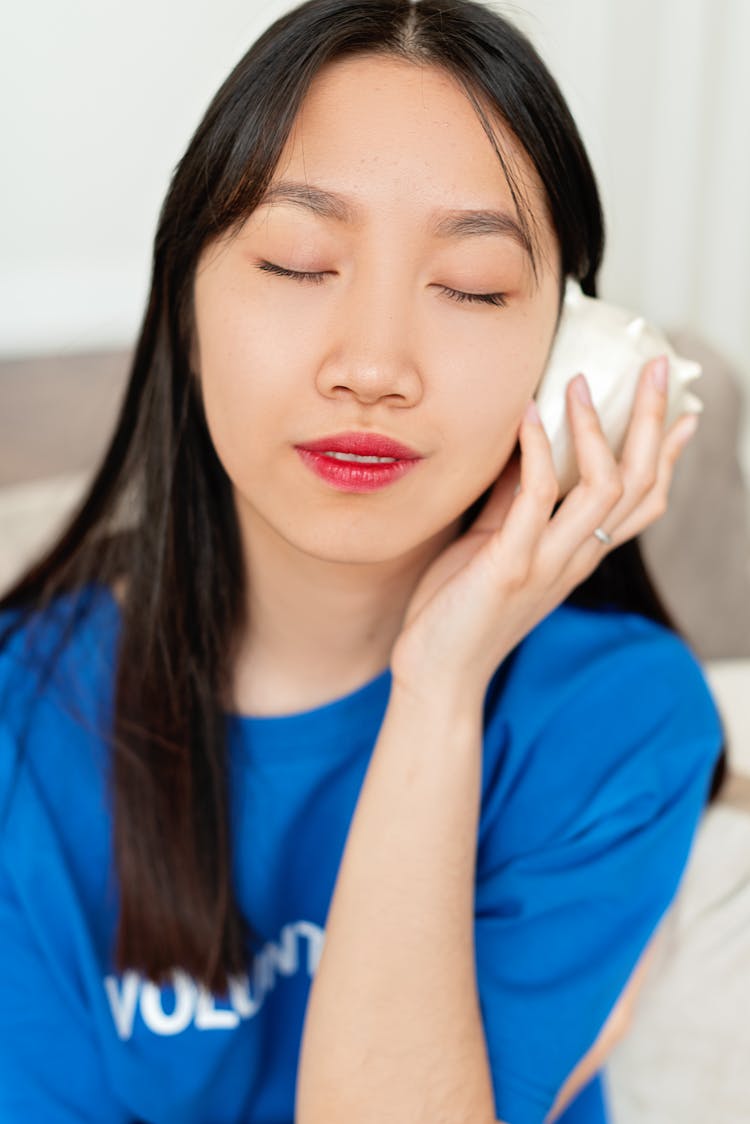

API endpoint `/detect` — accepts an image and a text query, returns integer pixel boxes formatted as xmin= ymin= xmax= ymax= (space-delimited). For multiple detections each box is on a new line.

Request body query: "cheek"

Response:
xmin=195 ymin=289 xmax=292 ymax=435
xmin=193 ymin=338 xmax=273 ymax=492
xmin=198 ymin=286 xmax=327 ymax=419
xmin=431 ymin=323 xmax=551 ymax=502
xmin=438 ymin=337 xmax=540 ymax=450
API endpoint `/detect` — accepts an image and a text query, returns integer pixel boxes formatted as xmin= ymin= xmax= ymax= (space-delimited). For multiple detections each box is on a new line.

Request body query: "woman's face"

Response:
xmin=193 ymin=54 xmax=562 ymax=566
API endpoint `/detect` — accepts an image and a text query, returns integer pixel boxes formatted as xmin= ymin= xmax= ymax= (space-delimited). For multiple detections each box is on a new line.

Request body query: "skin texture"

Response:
xmin=190 ymin=53 xmax=697 ymax=1122
xmin=192 ymin=53 xmax=561 ymax=716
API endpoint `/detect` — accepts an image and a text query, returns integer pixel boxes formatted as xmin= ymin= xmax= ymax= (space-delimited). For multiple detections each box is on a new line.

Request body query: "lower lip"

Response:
xmin=295 ymin=449 xmax=422 ymax=492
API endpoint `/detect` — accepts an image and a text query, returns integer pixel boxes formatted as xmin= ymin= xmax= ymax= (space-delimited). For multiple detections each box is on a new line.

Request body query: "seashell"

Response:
xmin=534 ymin=278 xmax=704 ymax=496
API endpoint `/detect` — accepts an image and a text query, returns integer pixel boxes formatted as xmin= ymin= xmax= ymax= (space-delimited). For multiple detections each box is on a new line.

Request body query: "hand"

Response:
xmin=390 ymin=355 xmax=699 ymax=704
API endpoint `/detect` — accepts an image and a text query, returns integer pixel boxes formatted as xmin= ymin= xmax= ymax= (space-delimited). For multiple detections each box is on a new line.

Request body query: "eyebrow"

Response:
xmin=256 ymin=179 xmax=532 ymax=258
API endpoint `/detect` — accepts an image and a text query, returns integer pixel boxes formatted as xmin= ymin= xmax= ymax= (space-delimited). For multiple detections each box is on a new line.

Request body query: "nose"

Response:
xmin=315 ymin=270 xmax=424 ymax=407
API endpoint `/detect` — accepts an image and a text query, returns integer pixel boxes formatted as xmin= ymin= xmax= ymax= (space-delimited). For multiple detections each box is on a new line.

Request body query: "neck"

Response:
xmin=230 ymin=509 xmax=461 ymax=717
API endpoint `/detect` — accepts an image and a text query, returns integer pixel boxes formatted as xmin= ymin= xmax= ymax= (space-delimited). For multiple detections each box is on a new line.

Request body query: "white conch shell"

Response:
xmin=534 ymin=278 xmax=704 ymax=496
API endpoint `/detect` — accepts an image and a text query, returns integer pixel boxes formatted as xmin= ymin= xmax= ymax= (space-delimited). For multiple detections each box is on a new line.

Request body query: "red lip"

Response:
xmin=295 ymin=431 xmax=422 ymax=459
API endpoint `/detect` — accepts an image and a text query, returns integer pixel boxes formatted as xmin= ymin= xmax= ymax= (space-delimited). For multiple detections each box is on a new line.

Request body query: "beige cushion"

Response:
xmin=605 ymin=797 xmax=750 ymax=1124
xmin=640 ymin=330 xmax=750 ymax=660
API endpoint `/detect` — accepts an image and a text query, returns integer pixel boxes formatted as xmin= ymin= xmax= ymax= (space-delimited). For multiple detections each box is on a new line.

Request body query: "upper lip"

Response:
xmin=296 ymin=431 xmax=422 ymax=459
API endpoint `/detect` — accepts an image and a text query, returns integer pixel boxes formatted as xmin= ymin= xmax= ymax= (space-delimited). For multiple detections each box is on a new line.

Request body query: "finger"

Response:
xmin=605 ymin=409 xmax=700 ymax=543
xmin=470 ymin=397 xmax=558 ymax=533
xmin=481 ymin=400 xmax=559 ymax=582
xmin=668 ymin=410 xmax=701 ymax=449
xmin=565 ymin=373 xmax=624 ymax=502
xmin=532 ymin=374 xmax=625 ymax=580
xmin=550 ymin=356 xmax=677 ymax=561
xmin=612 ymin=354 xmax=671 ymax=517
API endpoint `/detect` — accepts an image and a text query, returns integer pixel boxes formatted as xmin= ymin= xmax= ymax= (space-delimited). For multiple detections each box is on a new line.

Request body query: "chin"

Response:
xmin=285 ymin=517 xmax=445 ymax=567
xmin=296 ymin=533 xmax=418 ymax=566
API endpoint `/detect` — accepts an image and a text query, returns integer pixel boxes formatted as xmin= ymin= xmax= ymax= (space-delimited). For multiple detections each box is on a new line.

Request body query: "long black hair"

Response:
xmin=0 ymin=0 xmax=727 ymax=993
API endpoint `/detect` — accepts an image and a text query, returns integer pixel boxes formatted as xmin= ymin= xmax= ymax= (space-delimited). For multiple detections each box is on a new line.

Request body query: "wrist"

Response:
xmin=387 ymin=673 xmax=485 ymax=732
xmin=389 ymin=630 xmax=498 ymax=718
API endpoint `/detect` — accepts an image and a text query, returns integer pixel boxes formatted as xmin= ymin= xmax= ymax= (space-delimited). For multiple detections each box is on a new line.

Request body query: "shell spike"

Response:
xmin=682 ymin=360 xmax=703 ymax=381
xmin=682 ymin=391 xmax=704 ymax=414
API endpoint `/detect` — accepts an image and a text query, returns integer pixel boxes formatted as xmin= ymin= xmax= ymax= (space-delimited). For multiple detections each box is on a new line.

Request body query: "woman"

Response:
xmin=0 ymin=0 xmax=726 ymax=1121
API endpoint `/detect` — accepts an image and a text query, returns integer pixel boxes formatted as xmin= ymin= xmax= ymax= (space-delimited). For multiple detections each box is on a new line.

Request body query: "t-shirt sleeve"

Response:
xmin=0 ymin=723 xmax=129 ymax=1123
xmin=474 ymin=622 xmax=724 ymax=1124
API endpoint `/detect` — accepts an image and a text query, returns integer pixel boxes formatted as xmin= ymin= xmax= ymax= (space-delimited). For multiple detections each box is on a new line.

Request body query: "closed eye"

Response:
xmin=255 ymin=260 xmax=508 ymax=307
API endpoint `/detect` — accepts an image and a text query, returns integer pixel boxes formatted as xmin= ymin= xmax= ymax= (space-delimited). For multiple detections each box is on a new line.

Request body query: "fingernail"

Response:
xmin=651 ymin=355 xmax=669 ymax=393
xmin=573 ymin=373 xmax=592 ymax=406
xmin=675 ymin=413 xmax=699 ymax=445
xmin=523 ymin=399 xmax=541 ymax=425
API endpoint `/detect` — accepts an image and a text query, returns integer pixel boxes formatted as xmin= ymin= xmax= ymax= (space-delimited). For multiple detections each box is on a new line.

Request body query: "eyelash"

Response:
xmin=256 ymin=260 xmax=508 ymax=308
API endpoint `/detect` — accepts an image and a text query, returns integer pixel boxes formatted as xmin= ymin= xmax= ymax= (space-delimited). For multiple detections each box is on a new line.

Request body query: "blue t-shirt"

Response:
xmin=0 ymin=584 xmax=723 ymax=1124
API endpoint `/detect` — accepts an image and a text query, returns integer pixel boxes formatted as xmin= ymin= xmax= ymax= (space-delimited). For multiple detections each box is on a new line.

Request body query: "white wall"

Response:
xmin=2 ymin=0 xmax=749 ymax=474
xmin=0 ymin=0 xmax=279 ymax=354
xmin=511 ymin=0 xmax=750 ymax=480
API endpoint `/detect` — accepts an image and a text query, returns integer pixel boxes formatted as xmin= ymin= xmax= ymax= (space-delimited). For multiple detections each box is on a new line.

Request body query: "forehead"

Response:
xmin=259 ymin=54 xmax=556 ymax=266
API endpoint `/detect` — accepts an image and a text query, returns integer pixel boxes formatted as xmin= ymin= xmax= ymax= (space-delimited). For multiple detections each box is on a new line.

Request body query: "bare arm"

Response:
xmin=295 ymin=362 xmax=686 ymax=1122
xmin=294 ymin=665 xmax=661 ymax=1124
xmin=294 ymin=670 xmax=660 ymax=1124
xmin=295 ymin=681 xmax=501 ymax=1124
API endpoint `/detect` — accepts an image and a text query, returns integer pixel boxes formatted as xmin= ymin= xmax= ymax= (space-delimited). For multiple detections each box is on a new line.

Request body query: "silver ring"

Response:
xmin=593 ymin=526 xmax=613 ymax=545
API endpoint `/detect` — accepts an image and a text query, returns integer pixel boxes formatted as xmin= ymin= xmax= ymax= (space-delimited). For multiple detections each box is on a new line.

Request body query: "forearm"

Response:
xmin=295 ymin=681 xmax=497 ymax=1124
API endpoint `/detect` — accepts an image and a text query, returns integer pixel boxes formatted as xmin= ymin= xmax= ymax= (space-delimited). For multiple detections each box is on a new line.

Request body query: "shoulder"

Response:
xmin=0 ymin=591 xmax=122 ymax=1023
xmin=480 ymin=601 xmax=723 ymax=856
xmin=489 ymin=599 xmax=721 ymax=744
xmin=0 ymin=583 xmax=118 ymax=710
xmin=475 ymin=603 xmax=724 ymax=1124
xmin=0 ymin=584 xmax=120 ymax=819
